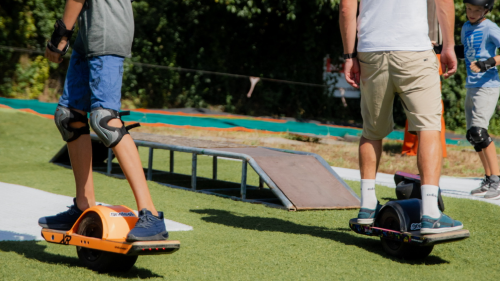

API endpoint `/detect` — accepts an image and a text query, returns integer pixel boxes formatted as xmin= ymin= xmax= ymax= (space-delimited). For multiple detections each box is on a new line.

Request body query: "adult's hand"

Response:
xmin=344 ymin=58 xmax=360 ymax=89
xmin=440 ymin=47 xmax=457 ymax=79
xmin=45 ymin=38 xmax=68 ymax=64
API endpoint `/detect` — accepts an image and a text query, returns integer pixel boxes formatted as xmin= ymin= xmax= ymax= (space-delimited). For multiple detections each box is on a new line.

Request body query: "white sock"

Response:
xmin=360 ymin=179 xmax=377 ymax=210
xmin=421 ymin=185 xmax=441 ymax=219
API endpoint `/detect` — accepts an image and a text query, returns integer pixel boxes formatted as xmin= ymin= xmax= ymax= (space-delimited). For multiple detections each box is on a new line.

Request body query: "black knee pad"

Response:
xmin=466 ymin=127 xmax=492 ymax=152
xmin=54 ymin=106 xmax=90 ymax=142
xmin=90 ymin=107 xmax=140 ymax=148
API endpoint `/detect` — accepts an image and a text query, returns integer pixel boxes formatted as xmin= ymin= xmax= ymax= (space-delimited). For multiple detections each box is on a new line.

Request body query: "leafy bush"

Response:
xmin=1 ymin=0 xmax=500 ymax=133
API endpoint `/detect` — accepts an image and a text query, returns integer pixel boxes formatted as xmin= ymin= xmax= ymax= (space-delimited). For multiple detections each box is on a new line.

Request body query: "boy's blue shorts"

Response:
xmin=58 ymin=50 xmax=124 ymax=112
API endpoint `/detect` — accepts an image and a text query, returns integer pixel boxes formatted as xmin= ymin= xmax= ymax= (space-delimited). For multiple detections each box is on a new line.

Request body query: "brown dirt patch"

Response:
xmin=131 ymin=125 xmax=486 ymax=177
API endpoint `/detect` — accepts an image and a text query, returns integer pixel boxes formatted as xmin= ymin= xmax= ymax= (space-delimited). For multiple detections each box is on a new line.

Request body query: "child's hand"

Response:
xmin=470 ymin=61 xmax=481 ymax=73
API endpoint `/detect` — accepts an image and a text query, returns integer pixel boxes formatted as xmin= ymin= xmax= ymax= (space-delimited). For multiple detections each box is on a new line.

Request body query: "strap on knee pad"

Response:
xmin=54 ymin=106 xmax=90 ymax=142
xmin=90 ymin=107 xmax=141 ymax=148
xmin=466 ymin=127 xmax=492 ymax=152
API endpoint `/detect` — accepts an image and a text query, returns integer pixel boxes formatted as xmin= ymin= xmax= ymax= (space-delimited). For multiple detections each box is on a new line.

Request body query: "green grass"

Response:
xmin=0 ymin=107 xmax=499 ymax=280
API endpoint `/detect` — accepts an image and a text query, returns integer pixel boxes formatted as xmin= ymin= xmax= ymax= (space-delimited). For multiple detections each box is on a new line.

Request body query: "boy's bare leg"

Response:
xmin=108 ymin=119 xmax=158 ymax=216
xmin=68 ymin=109 xmax=96 ymax=211
xmin=68 ymin=135 xmax=96 ymax=210
xmin=483 ymin=142 xmax=499 ymax=176
xmin=478 ymin=150 xmax=492 ymax=176
xmin=359 ymin=137 xmax=382 ymax=179
xmin=417 ymin=131 xmax=442 ymax=186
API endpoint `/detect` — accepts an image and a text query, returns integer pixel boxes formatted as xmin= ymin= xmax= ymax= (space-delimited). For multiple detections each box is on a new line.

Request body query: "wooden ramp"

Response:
xmin=51 ymin=132 xmax=360 ymax=211
xmin=210 ymin=147 xmax=359 ymax=210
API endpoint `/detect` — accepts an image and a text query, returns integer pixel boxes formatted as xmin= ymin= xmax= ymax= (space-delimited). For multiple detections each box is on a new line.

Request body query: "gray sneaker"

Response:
xmin=471 ymin=176 xmax=490 ymax=196
xmin=485 ymin=175 xmax=500 ymax=200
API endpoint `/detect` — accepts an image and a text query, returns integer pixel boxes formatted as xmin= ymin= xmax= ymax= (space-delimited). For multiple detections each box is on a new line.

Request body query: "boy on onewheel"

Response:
xmin=38 ymin=0 xmax=169 ymax=241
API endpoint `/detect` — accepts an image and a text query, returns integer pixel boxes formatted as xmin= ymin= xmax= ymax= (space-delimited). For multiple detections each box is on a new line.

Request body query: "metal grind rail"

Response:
xmin=50 ymin=135 xmax=294 ymax=210
xmin=128 ymin=137 xmax=294 ymax=210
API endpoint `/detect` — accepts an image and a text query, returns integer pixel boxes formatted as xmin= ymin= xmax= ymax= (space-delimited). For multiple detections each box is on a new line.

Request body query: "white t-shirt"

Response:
xmin=357 ymin=0 xmax=432 ymax=52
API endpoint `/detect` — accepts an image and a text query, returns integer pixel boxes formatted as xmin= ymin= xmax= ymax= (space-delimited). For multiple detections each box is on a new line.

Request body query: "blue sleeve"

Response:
xmin=488 ymin=22 xmax=500 ymax=48
xmin=461 ymin=26 xmax=465 ymax=45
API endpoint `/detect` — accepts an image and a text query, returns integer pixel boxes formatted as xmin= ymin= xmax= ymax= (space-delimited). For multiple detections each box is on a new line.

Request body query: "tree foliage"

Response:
xmin=1 ymin=0 xmax=500 ymax=132
xmin=125 ymin=0 xmax=348 ymax=120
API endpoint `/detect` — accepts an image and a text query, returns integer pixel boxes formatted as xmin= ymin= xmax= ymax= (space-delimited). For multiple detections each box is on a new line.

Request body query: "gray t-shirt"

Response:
xmin=73 ymin=0 xmax=134 ymax=58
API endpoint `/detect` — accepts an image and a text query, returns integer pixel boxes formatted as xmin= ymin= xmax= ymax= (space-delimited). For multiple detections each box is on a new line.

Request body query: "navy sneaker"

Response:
xmin=357 ymin=202 xmax=382 ymax=225
xmin=38 ymin=198 xmax=83 ymax=230
xmin=420 ymin=213 xmax=463 ymax=234
xmin=126 ymin=209 xmax=169 ymax=242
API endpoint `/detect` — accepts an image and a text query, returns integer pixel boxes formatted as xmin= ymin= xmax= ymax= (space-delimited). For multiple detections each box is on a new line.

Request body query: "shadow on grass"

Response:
xmin=381 ymin=197 xmax=399 ymax=202
xmin=383 ymin=142 xmax=403 ymax=155
xmin=190 ymin=208 xmax=449 ymax=265
xmin=0 ymin=240 xmax=162 ymax=279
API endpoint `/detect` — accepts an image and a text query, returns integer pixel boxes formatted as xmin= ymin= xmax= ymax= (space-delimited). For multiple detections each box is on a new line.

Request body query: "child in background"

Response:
xmin=461 ymin=0 xmax=500 ymax=200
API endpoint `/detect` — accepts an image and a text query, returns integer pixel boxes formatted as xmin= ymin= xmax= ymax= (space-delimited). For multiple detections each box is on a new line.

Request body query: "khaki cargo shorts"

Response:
xmin=358 ymin=50 xmax=442 ymax=140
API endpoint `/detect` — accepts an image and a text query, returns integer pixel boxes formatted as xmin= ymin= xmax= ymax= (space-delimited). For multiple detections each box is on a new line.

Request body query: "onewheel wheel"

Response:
xmin=379 ymin=208 xmax=433 ymax=259
xmin=76 ymin=212 xmax=138 ymax=272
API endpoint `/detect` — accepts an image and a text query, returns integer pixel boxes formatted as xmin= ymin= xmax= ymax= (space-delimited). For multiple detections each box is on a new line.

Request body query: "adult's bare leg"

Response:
xmin=416 ymin=130 xmax=442 ymax=186
xmin=357 ymin=137 xmax=382 ymax=222
xmin=359 ymin=137 xmax=382 ymax=179
xmin=108 ymin=119 xmax=158 ymax=216
xmin=417 ymin=130 xmax=443 ymax=221
xmin=483 ymin=142 xmax=499 ymax=176
xmin=68 ymin=109 xmax=95 ymax=211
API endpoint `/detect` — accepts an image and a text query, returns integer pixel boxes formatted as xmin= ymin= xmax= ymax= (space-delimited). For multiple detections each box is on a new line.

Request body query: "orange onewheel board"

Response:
xmin=41 ymin=205 xmax=180 ymax=256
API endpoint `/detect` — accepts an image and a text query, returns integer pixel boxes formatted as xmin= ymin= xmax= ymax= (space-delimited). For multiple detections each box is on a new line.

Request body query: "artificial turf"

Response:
xmin=0 ymin=107 xmax=499 ymax=280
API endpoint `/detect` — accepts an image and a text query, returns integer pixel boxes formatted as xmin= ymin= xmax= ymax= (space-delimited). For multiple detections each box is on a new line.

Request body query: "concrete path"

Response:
xmin=331 ymin=167 xmax=500 ymax=207
xmin=0 ymin=182 xmax=193 ymax=242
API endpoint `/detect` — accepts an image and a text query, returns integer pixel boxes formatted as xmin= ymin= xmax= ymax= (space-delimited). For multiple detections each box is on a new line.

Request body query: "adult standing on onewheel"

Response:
xmin=38 ymin=0 xmax=168 ymax=242
xmin=339 ymin=0 xmax=463 ymax=234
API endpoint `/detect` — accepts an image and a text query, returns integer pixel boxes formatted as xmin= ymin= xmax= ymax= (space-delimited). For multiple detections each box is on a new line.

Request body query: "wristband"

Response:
xmin=46 ymin=19 xmax=74 ymax=56
xmin=343 ymin=52 xmax=357 ymax=59
xmin=476 ymin=57 xmax=496 ymax=72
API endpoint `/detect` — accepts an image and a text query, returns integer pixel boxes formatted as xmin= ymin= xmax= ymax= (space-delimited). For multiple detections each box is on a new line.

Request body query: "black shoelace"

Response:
xmin=135 ymin=213 xmax=156 ymax=228
xmin=58 ymin=205 xmax=78 ymax=216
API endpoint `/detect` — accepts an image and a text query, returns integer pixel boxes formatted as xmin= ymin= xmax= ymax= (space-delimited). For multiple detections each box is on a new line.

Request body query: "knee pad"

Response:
xmin=466 ymin=127 xmax=492 ymax=152
xmin=90 ymin=107 xmax=140 ymax=148
xmin=54 ymin=106 xmax=90 ymax=142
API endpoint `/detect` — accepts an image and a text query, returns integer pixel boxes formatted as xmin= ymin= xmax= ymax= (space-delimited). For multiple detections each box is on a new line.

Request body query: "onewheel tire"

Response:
xmin=76 ymin=212 xmax=138 ymax=272
xmin=379 ymin=208 xmax=433 ymax=259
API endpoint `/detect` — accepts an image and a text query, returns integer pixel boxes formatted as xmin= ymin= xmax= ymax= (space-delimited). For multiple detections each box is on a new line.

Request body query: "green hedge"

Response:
xmin=1 ymin=0 xmax=500 ymax=133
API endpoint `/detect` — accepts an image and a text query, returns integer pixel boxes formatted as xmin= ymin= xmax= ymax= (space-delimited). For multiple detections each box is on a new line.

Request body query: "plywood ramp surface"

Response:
xmin=211 ymin=148 xmax=360 ymax=210
xmin=130 ymin=132 xmax=248 ymax=148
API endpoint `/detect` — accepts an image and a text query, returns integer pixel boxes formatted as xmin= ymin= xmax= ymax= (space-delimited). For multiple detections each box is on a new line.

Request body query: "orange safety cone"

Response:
xmin=402 ymin=120 xmax=419 ymax=156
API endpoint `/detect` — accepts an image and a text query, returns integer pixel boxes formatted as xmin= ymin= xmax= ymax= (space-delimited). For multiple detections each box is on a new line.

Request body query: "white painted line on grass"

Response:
xmin=331 ymin=166 xmax=500 ymax=207
xmin=0 ymin=182 xmax=192 ymax=242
